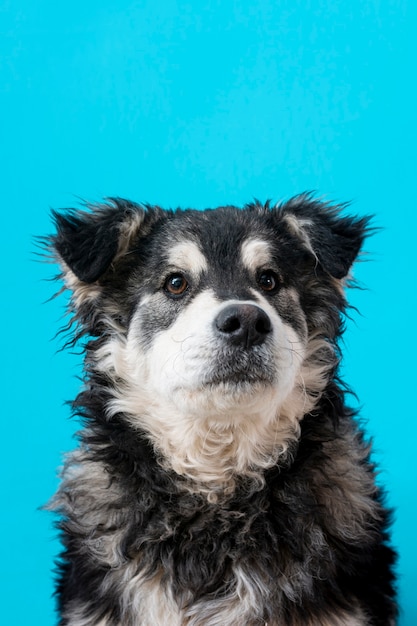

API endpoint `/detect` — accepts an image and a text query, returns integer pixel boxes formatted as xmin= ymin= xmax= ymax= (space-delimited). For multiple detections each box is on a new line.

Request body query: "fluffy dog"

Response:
xmin=47 ymin=195 xmax=397 ymax=626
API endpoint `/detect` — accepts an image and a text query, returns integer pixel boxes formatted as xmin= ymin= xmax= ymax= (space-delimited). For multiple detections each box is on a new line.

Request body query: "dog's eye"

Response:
xmin=164 ymin=273 xmax=189 ymax=297
xmin=258 ymin=270 xmax=279 ymax=293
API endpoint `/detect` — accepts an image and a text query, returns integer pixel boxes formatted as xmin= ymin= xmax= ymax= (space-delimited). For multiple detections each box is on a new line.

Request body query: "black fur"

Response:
xmin=47 ymin=195 xmax=397 ymax=626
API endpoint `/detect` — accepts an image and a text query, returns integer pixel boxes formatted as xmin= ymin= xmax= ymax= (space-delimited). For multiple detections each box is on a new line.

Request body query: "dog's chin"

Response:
xmin=169 ymin=376 xmax=282 ymax=422
xmin=203 ymin=358 xmax=277 ymax=385
xmin=204 ymin=371 xmax=275 ymax=388
xmin=203 ymin=379 xmax=271 ymax=398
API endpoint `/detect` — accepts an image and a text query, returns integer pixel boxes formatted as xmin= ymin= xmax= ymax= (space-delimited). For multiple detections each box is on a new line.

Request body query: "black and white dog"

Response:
xmin=47 ymin=195 xmax=397 ymax=626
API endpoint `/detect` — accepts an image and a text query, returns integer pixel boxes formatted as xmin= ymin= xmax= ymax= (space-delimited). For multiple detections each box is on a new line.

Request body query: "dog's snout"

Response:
xmin=215 ymin=304 xmax=272 ymax=348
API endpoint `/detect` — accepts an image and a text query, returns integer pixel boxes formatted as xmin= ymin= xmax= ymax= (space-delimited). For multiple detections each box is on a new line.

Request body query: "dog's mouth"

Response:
xmin=204 ymin=370 xmax=273 ymax=387
xmin=202 ymin=355 xmax=276 ymax=388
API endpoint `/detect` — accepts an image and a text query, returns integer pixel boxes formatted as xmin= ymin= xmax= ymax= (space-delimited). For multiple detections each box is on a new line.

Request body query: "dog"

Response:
xmin=46 ymin=194 xmax=397 ymax=626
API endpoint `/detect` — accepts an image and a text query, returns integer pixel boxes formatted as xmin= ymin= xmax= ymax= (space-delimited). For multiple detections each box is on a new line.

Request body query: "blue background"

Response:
xmin=1 ymin=1 xmax=416 ymax=624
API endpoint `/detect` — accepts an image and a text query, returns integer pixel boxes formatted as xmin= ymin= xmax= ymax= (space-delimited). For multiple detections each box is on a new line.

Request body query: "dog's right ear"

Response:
xmin=51 ymin=199 xmax=155 ymax=284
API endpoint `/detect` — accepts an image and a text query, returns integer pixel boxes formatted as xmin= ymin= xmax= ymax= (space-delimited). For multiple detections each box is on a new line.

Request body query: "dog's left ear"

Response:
xmin=51 ymin=199 xmax=155 ymax=284
xmin=279 ymin=195 xmax=371 ymax=279
xmin=53 ymin=205 xmax=126 ymax=284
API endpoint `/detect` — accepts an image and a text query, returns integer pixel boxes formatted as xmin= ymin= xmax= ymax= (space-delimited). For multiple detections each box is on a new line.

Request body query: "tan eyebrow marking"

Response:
xmin=241 ymin=238 xmax=272 ymax=272
xmin=167 ymin=241 xmax=208 ymax=274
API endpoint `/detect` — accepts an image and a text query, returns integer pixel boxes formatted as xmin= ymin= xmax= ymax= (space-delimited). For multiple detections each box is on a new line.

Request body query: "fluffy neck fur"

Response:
xmin=89 ymin=331 xmax=335 ymax=498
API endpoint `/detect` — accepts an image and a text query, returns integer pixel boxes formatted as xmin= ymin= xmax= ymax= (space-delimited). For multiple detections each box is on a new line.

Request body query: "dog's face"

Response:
xmin=124 ymin=214 xmax=308 ymax=424
xmin=51 ymin=196 xmax=369 ymax=487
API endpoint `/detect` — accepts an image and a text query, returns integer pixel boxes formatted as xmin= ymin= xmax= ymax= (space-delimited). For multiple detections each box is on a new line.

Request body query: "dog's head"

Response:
xmin=50 ymin=195 xmax=370 ymax=489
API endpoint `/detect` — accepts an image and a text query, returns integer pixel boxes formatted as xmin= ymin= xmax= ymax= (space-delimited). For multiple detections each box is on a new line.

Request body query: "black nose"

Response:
xmin=214 ymin=304 xmax=272 ymax=348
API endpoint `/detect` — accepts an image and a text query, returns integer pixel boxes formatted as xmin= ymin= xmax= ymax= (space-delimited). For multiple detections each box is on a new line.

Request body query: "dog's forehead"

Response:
xmin=165 ymin=236 xmax=273 ymax=273
xmin=157 ymin=208 xmax=275 ymax=271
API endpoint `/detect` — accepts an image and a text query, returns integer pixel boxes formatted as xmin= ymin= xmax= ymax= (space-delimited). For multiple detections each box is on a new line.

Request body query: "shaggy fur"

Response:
xmin=46 ymin=194 xmax=397 ymax=625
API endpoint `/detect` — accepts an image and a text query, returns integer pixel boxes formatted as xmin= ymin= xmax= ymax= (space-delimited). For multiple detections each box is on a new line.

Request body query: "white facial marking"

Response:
xmin=241 ymin=238 xmax=272 ymax=272
xmin=100 ymin=288 xmax=316 ymax=488
xmin=139 ymin=290 xmax=304 ymax=419
xmin=167 ymin=241 xmax=208 ymax=275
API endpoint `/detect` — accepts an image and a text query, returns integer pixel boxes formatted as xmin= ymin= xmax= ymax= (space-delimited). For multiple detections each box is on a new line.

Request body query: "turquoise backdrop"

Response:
xmin=1 ymin=1 xmax=415 ymax=624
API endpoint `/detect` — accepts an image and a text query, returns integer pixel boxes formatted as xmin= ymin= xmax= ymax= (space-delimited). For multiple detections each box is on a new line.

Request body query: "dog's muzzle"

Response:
xmin=214 ymin=303 xmax=272 ymax=349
